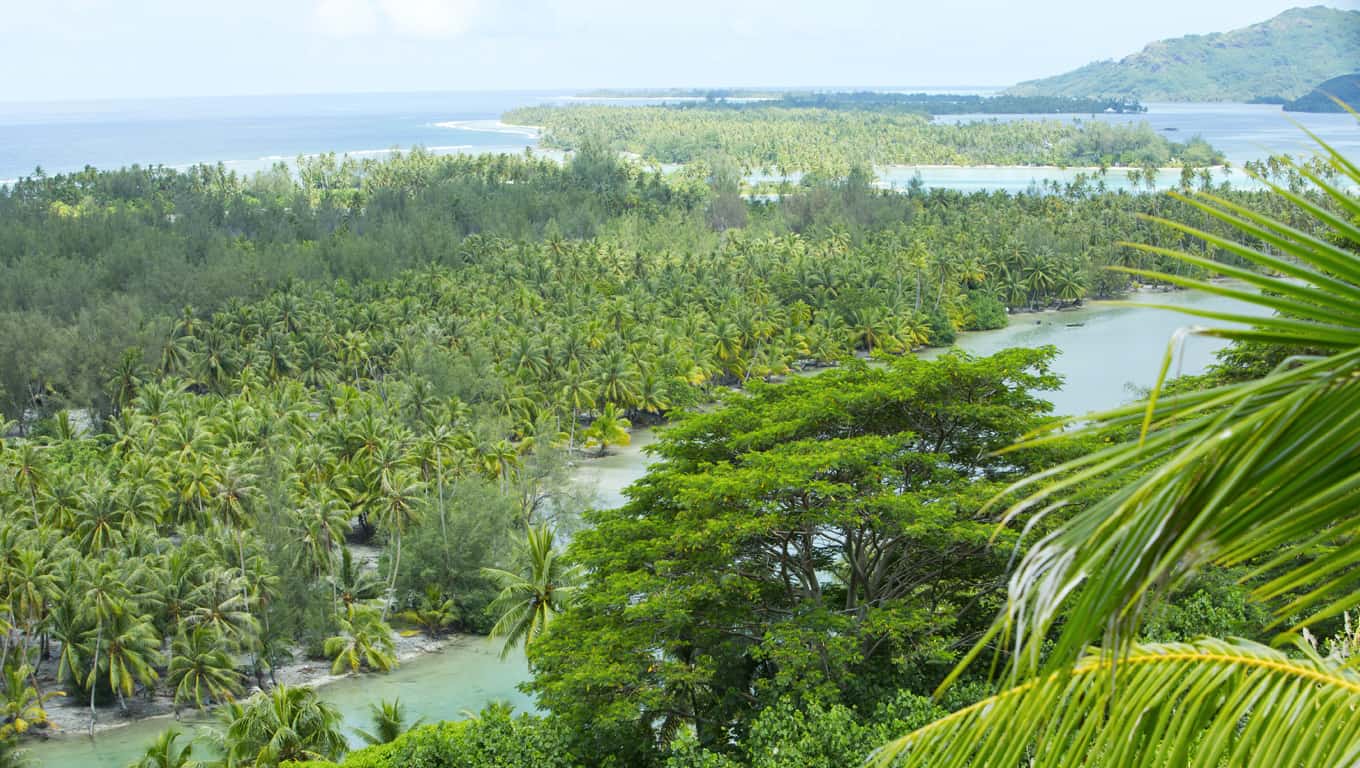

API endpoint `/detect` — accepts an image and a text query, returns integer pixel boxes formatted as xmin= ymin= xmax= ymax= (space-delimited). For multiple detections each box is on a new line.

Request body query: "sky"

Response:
xmin=2 ymin=0 xmax=1356 ymax=102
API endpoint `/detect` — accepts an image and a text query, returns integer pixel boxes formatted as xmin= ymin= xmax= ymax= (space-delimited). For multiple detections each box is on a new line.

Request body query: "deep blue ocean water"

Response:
xmin=1 ymin=91 xmax=1356 ymax=190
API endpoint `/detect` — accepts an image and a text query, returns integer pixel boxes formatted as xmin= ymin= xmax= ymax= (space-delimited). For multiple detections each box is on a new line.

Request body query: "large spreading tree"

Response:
xmin=528 ymin=349 xmax=1081 ymax=760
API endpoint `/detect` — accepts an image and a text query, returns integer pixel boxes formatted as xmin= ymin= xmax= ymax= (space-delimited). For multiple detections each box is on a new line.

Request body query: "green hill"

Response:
xmin=1284 ymin=72 xmax=1360 ymax=112
xmin=1008 ymin=6 xmax=1360 ymax=102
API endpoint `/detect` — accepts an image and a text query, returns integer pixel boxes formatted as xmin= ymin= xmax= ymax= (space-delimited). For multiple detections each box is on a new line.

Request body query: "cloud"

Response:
xmin=314 ymin=0 xmax=381 ymax=37
xmin=314 ymin=0 xmax=483 ymax=39
xmin=377 ymin=0 xmax=483 ymax=38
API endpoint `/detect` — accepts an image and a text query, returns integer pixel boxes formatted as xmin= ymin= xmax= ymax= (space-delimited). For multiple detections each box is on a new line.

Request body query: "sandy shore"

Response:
xmin=434 ymin=119 xmax=540 ymax=139
xmin=38 ymin=541 xmax=451 ymax=737
xmin=39 ymin=628 xmax=458 ymax=737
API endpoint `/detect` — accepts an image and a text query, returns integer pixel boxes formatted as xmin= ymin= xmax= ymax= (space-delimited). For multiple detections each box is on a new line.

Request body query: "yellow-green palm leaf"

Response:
xmin=875 ymin=638 xmax=1360 ymax=768
xmin=973 ymin=128 xmax=1360 ymax=680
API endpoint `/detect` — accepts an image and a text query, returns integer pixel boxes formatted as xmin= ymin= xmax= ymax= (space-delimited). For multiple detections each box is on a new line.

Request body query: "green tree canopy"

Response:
xmin=528 ymin=349 xmax=1074 ymax=760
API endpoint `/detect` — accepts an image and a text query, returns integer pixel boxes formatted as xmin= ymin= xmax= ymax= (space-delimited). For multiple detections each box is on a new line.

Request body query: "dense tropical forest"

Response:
xmin=502 ymin=105 xmax=1222 ymax=174
xmin=1008 ymin=5 xmax=1360 ymax=102
xmin=0 ymin=132 xmax=1353 ymax=768
xmin=0 ymin=145 xmax=1326 ymax=425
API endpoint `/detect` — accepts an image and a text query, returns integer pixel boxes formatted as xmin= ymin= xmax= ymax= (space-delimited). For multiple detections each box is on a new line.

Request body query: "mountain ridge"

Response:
xmin=1008 ymin=6 xmax=1360 ymax=102
xmin=1284 ymin=72 xmax=1360 ymax=112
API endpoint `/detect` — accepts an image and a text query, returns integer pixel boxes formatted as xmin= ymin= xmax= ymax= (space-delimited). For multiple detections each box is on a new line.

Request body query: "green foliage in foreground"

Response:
xmin=875 ymin=121 xmax=1360 ymax=765
xmin=354 ymin=698 xmax=424 ymax=747
xmin=219 ymin=685 xmax=347 ymax=767
xmin=128 ymin=727 xmax=200 ymax=768
xmin=278 ymin=693 xmax=947 ymax=768
xmin=282 ymin=704 xmax=576 ymax=768
xmin=1009 ymin=6 xmax=1360 ymax=102
xmin=505 ymin=105 xmax=1222 ymax=174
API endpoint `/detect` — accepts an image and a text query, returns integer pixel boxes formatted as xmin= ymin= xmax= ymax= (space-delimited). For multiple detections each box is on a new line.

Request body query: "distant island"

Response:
xmin=575 ymin=87 xmax=783 ymax=99
xmin=505 ymin=102 xmax=1221 ymax=175
xmin=1284 ymin=73 xmax=1360 ymax=113
xmin=575 ymin=90 xmax=1146 ymax=115
xmin=1008 ymin=6 xmax=1360 ymax=102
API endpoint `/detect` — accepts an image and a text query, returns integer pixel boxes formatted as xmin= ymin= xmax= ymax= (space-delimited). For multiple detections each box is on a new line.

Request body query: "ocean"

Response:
xmin=1 ymin=91 xmax=1356 ymax=190
xmin=0 ymin=90 xmax=550 ymax=183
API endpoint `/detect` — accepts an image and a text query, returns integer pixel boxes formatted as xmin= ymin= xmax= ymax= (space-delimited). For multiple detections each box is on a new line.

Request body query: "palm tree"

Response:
xmin=213 ymin=462 xmax=258 ymax=576
xmin=0 ymin=665 xmax=60 ymax=737
xmin=185 ymin=570 xmax=259 ymax=650
xmin=167 ymin=626 xmax=242 ymax=714
xmin=875 ymin=132 xmax=1360 ymax=766
xmin=220 ymin=684 xmax=347 ymax=767
xmin=174 ymin=459 xmax=217 ymax=529
xmin=6 ymin=549 xmax=56 ymax=664
xmin=594 ymin=348 xmax=642 ymax=407
xmin=0 ymin=609 xmax=14 ymax=686
xmin=354 ymin=698 xmax=424 ymax=746
xmin=582 ymin=404 xmax=631 ymax=457
xmin=329 ymin=548 xmax=385 ymax=613
xmin=323 ymin=604 xmax=397 ymax=675
xmin=1053 ymin=259 xmax=1088 ymax=305
xmin=371 ymin=473 xmax=424 ymax=619
xmin=80 ymin=558 xmax=129 ymax=733
xmin=49 ymin=597 xmax=90 ymax=701
xmin=129 ymin=727 xmax=202 ymax=768
xmin=290 ymin=495 xmax=349 ymax=582
xmin=158 ymin=335 xmax=192 ymax=378
xmin=411 ymin=425 xmax=458 ymax=552
xmin=1022 ymin=246 xmax=1057 ymax=305
xmin=482 ymin=524 xmax=581 ymax=660
xmin=105 ymin=348 xmax=146 ymax=416
xmin=558 ymin=367 xmax=597 ymax=451
xmin=10 ymin=444 xmax=46 ymax=526
xmin=396 ymin=585 xmax=459 ymax=638
xmin=86 ymin=607 xmax=161 ymax=713
xmin=477 ymin=439 xmax=521 ymax=494
xmin=711 ymin=320 xmax=744 ymax=368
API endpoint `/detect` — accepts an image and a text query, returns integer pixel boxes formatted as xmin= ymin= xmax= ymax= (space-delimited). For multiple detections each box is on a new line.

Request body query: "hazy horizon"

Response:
xmin=5 ymin=0 xmax=1354 ymax=104
xmin=0 ymin=85 xmax=1006 ymax=111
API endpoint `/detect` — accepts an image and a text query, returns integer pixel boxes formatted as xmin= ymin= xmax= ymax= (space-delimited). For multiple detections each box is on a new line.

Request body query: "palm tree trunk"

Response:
xmin=329 ymin=546 xmax=339 ymax=611
xmin=383 ymin=533 xmax=401 ymax=622
xmin=0 ymin=633 xmax=11 ymax=688
xmin=236 ymin=530 xmax=260 ymax=680
xmin=436 ymin=447 xmax=447 ymax=558
xmin=88 ymin=619 xmax=101 ymax=737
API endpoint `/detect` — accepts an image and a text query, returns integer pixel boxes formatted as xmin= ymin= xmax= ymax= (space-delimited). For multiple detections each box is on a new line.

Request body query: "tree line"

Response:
xmin=503 ymin=104 xmax=1223 ymax=174
xmin=0 ymin=147 xmax=1331 ymax=428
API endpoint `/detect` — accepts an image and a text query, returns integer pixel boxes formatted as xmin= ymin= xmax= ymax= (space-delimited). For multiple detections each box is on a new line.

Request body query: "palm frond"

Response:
xmin=875 ymin=639 xmax=1360 ymax=768
xmin=967 ymin=130 xmax=1360 ymax=682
